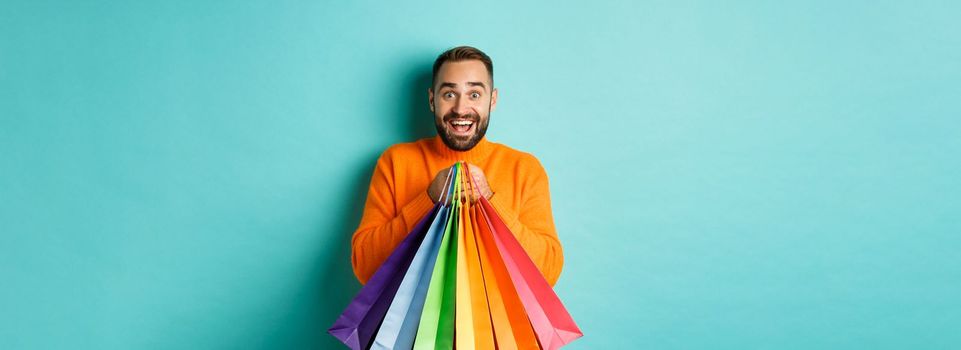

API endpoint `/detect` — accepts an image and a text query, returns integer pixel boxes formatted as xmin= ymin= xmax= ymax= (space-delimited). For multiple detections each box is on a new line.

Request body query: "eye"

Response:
xmin=470 ymin=92 xmax=481 ymax=99
xmin=443 ymin=91 xmax=455 ymax=99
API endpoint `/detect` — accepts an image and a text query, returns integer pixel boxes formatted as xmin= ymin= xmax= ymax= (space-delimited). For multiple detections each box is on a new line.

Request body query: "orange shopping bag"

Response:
xmin=477 ymin=195 xmax=583 ymax=349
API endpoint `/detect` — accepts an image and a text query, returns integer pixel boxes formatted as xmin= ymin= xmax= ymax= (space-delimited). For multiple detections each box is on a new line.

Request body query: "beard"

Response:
xmin=435 ymin=110 xmax=489 ymax=151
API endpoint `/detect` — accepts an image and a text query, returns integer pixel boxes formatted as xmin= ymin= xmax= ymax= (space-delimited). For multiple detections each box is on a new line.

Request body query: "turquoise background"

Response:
xmin=2 ymin=1 xmax=959 ymax=349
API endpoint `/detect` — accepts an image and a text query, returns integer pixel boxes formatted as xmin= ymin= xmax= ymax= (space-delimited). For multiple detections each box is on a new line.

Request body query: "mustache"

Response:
xmin=443 ymin=111 xmax=480 ymax=122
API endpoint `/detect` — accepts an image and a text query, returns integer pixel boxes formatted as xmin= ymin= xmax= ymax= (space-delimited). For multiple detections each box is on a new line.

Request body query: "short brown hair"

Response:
xmin=432 ymin=46 xmax=494 ymax=89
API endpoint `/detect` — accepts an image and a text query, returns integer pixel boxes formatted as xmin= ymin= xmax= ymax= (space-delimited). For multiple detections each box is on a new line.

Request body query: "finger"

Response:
xmin=437 ymin=167 xmax=452 ymax=182
xmin=472 ymin=170 xmax=486 ymax=183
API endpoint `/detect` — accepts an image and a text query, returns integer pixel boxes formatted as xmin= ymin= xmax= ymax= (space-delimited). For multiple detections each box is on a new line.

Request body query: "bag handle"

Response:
xmin=461 ymin=161 xmax=480 ymax=206
xmin=440 ymin=166 xmax=456 ymax=206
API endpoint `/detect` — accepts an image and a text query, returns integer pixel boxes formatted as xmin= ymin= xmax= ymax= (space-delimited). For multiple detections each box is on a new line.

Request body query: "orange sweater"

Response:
xmin=351 ymin=136 xmax=564 ymax=286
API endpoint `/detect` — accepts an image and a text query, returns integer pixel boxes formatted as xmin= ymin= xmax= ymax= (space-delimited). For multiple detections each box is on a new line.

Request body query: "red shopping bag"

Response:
xmin=478 ymin=196 xmax=583 ymax=349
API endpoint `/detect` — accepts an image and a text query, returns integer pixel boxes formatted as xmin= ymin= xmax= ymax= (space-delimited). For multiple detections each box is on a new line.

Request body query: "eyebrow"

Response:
xmin=438 ymin=81 xmax=488 ymax=91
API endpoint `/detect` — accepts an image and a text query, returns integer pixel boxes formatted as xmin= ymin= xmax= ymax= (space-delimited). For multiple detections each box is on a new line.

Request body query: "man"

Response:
xmin=351 ymin=46 xmax=564 ymax=286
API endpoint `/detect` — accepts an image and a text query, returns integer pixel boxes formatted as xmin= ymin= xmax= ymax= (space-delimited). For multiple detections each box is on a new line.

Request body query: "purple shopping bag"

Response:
xmin=327 ymin=204 xmax=440 ymax=350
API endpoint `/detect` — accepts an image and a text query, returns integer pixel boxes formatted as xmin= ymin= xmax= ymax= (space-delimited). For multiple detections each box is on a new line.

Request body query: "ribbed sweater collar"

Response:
xmin=429 ymin=135 xmax=494 ymax=163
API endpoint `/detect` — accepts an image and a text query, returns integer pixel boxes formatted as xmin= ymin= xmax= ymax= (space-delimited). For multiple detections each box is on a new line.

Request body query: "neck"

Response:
xmin=430 ymin=136 xmax=493 ymax=163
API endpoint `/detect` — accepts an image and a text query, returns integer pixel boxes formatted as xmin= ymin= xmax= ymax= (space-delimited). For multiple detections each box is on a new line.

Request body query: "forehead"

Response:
xmin=435 ymin=60 xmax=491 ymax=88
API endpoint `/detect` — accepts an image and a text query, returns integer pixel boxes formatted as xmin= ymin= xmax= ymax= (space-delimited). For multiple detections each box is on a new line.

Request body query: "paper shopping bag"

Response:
xmin=471 ymin=202 xmax=540 ymax=349
xmin=479 ymin=197 xmax=583 ymax=350
xmin=369 ymin=166 xmax=459 ymax=349
xmin=327 ymin=204 xmax=441 ymax=350
xmin=368 ymin=204 xmax=451 ymax=349
xmin=412 ymin=165 xmax=462 ymax=349
xmin=455 ymin=173 xmax=496 ymax=349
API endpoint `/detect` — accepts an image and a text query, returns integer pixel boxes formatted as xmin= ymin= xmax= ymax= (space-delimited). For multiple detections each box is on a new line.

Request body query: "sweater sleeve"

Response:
xmin=350 ymin=153 xmax=435 ymax=285
xmin=488 ymin=157 xmax=564 ymax=286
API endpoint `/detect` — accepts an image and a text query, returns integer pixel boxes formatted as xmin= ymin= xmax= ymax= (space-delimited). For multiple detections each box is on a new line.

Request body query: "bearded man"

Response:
xmin=350 ymin=46 xmax=564 ymax=286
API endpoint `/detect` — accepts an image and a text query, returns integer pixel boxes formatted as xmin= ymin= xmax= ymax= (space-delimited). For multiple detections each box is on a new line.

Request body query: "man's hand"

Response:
xmin=465 ymin=164 xmax=494 ymax=202
xmin=427 ymin=163 xmax=494 ymax=203
xmin=427 ymin=167 xmax=452 ymax=203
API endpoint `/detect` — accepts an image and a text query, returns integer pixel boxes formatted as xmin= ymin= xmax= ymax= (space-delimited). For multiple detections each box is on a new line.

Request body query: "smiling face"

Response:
xmin=428 ymin=60 xmax=498 ymax=151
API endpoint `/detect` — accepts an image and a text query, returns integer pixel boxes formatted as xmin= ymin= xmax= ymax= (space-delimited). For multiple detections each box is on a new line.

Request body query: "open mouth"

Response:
xmin=447 ymin=119 xmax=475 ymax=137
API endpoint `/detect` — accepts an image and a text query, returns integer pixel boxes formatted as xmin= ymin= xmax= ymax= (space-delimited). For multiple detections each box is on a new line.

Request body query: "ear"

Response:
xmin=490 ymin=88 xmax=498 ymax=113
xmin=427 ymin=88 xmax=435 ymax=112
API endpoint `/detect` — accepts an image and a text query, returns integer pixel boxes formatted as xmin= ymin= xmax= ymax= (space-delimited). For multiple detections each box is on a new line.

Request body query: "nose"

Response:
xmin=453 ymin=96 xmax=471 ymax=115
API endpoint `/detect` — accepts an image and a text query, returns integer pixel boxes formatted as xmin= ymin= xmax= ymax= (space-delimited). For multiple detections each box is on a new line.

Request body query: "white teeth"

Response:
xmin=452 ymin=120 xmax=473 ymax=126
